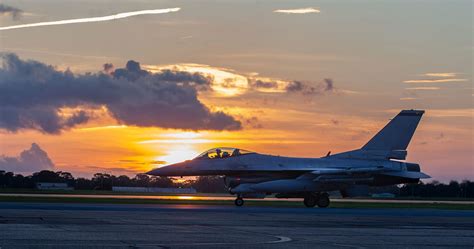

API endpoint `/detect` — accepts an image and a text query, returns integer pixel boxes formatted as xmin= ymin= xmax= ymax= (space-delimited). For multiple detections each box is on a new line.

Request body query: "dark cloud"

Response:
xmin=244 ymin=116 xmax=263 ymax=129
xmin=0 ymin=4 xmax=22 ymax=20
xmin=103 ymin=63 xmax=114 ymax=74
xmin=323 ymin=78 xmax=334 ymax=91
xmin=0 ymin=143 xmax=54 ymax=173
xmin=286 ymin=79 xmax=335 ymax=95
xmin=249 ymin=79 xmax=279 ymax=89
xmin=285 ymin=81 xmax=304 ymax=92
xmin=63 ymin=110 xmax=90 ymax=127
xmin=0 ymin=53 xmax=241 ymax=134
xmin=248 ymin=78 xmax=336 ymax=95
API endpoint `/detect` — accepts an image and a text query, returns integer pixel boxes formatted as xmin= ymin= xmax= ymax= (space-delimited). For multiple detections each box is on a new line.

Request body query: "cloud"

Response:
xmin=286 ymin=78 xmax=334 ymax=95
xmin=285 ymin=81 xmax=304 ymax=92
xmin=404 ymin=72 xmax=468 ymax=84
xmin=422 ymin=73 xmax=457 ymax=78
xmin=249 ymin=79 xmax=279 ymax=89
xmin=247 ymin=77 xmax=335 ymax=95
xmin=244 ymin=116 xmax=263 ymax=129
xmin=403 ymin=79 xmax=468 ymax=83
xmin=323 ymin=78 xmax=334 ymax=91
xmin=103 ymin=63 xmax=114 ymax=74
xmin=145 ymin=63 xmax=247 ymax=96
xmin=405 ymin=87 xmax=440 ymax=90
xmin=0 ymin=143 xmax=54 ymax=174
xmin=0 ymin=4 xmax=22 ymax=20
xmin=0 ymin=8 xmax=180 ymax=31
xmin=274 ymin=8 xmax=320 ymax=14
xmin=0 ymin=53 xmax=241 ymax=134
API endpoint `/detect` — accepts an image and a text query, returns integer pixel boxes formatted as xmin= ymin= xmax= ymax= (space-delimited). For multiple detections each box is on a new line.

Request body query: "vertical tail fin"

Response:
xmin=362 ymin=109 xmax=424 ymax=151
xmin=331 ymin=110 xmax=424 ymax=160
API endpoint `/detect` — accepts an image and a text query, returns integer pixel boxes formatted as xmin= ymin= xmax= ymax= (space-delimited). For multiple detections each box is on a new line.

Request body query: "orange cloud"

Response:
xmin=405 ymin=87 xmax=440 ymax=90
xmin=274 ymin=8 xmax=321 ymax=14
xmin=422 ymin=73 xmax=458 ymax=78
xmin=403 ymin=78 xmax=468 ymax=83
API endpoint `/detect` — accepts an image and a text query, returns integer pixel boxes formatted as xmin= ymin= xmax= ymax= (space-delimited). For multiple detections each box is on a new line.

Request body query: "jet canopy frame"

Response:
xmin=195 ymin=147 xmax=255 ymax=160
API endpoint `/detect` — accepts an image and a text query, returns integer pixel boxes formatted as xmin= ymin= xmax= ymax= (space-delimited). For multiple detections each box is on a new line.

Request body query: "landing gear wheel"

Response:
xmin=303 ymin=194 xmax=317 ymax=208
xmin=234 ymin=197 xmax=244 ymax=206
xmin=317 ymin=193 xmax=330 ymax=208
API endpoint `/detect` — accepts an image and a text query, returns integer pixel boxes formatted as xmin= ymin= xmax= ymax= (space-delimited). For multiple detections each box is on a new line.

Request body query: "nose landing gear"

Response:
xmin=303 ymin=192 xmax=330 ymax=208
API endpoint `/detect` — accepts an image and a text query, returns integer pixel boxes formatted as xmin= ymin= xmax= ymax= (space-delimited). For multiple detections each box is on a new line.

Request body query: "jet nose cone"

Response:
xmin=146 ymin=168 xmax=159 ymax=175
xmin=146 ymin=162 xmax=183 ymax=176
xmin=147 ymin=165 xmax=170 ymax=176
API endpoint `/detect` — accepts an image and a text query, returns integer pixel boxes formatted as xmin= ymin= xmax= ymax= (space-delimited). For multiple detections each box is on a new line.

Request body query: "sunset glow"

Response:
xmin=155 ymin=144 xmax=200 ymax=165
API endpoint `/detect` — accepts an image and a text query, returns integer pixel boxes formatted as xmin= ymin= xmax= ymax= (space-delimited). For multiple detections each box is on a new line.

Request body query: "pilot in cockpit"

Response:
xmin=215 ymin=148 xmax=222 ymax=158
xmin=222 ymin=151 xmax=230 ymax=158
xmin=231 ymin=149 xmax=241 ymax=157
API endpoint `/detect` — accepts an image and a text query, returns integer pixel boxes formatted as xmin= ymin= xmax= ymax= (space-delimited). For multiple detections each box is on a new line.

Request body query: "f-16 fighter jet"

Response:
xmin=148 ymin=110 xmax=429 ymax=207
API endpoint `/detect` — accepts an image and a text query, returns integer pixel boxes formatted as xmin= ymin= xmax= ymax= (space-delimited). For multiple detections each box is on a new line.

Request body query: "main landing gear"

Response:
xmin=303 ymin=192 xmax=330 ymax=208
xmin=234 ymin=196 xmax=244 ymax=206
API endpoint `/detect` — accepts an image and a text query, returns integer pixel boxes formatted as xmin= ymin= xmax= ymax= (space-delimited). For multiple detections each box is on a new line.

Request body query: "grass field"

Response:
xmin=1 ymin=195 xmax=473 ymax=210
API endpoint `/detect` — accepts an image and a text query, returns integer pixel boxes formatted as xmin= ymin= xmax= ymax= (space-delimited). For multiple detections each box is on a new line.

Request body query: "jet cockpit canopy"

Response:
xmin=195 ymin=147 xmax=255 ymax=160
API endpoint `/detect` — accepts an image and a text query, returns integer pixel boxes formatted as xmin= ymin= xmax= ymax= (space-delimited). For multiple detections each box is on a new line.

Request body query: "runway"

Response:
xmin=1 ymin=193 xmax=473 ymax=204
xmin=1 ymin=202 xmax=473 ymax=248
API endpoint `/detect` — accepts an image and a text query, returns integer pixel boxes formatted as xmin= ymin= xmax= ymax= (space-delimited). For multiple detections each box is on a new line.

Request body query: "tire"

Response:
xmin=303 ymin=194 xmax=317 ymax=208
xmin=234 ymin=197 xmax=244 ymax=206
xmin=317 ymin=193 xmax=330 ymax=208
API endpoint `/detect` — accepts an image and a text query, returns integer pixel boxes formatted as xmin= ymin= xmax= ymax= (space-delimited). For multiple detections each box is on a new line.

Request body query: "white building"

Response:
xmin=112 ymin=186 xmax=196 ymax=194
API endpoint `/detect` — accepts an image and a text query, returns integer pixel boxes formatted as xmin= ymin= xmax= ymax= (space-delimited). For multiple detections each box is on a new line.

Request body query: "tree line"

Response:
xmin=0 ymin=170 xmax=227 ymax=193
xmin=0 ymin=170 xmax=472 ymax=197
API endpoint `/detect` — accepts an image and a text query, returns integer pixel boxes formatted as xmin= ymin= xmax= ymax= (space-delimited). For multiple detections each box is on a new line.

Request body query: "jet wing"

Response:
xmin=309 ymin=167 xmax=387 ymax=175
xmin=297 ymin=167 xmax=430 ymax=182
xmin=296 ymin=167 xmax=387 ymax=181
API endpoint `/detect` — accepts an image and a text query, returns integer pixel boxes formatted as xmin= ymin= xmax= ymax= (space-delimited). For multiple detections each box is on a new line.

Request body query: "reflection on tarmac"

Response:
xmin=0 ymin=193 xmax=473 ymax=204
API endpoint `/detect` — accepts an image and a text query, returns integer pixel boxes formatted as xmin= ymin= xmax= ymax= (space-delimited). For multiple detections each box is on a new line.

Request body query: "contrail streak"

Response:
xmin=0 ymin=8 xmax=180 ymax=31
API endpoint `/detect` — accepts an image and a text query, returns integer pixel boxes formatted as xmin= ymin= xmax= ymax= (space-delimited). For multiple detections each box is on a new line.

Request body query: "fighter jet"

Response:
xmin=147 ymin=109 xmax=430 ymax=207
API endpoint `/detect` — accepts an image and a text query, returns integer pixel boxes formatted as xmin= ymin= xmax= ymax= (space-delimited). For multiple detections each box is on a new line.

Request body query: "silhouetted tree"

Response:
xmin=114 ymin=175 xmax=131 ymax=186
xmin=31 ymin=170 xmax=63 ymax=183
xmin=92 ymin=173 xmax=113 ymax=190
xmin=149 ymin=176 xmax=173 ymax=188
xmin=192 ymin=176 xmax=227 ymax=193
xmin=75 ymin=177 xmax=94 ymax=190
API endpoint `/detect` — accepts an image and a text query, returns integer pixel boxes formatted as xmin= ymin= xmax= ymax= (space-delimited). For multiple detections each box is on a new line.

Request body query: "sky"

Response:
xmin=0 ymin=0 xmax=472 ymax=182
